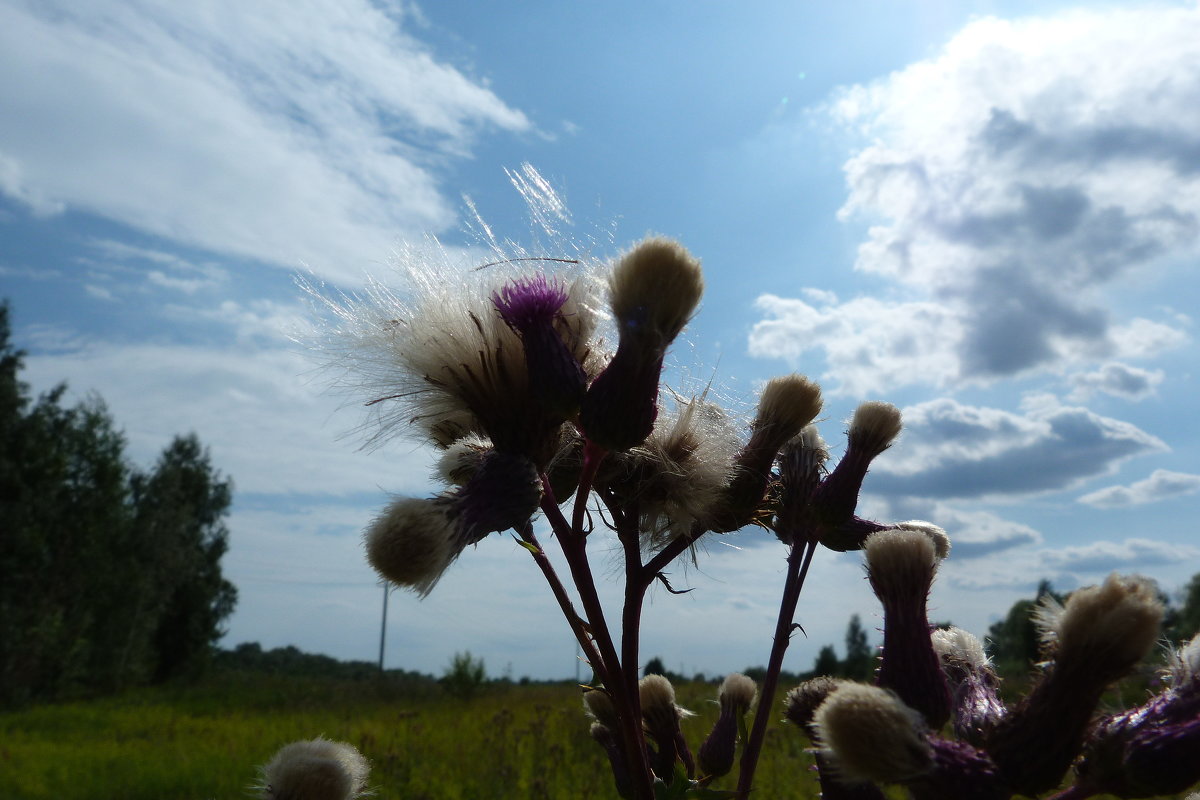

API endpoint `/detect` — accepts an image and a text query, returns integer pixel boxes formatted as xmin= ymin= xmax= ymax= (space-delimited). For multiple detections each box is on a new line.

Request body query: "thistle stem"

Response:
xmin=515 ymin=517 xmax=605 ymax=686
xmin=736 ymin=534 xmax=819 ymax=800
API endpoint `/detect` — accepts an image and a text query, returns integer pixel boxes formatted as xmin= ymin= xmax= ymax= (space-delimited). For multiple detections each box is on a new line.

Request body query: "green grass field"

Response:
xmin=0 ymin=673 xmax=823 ymax=800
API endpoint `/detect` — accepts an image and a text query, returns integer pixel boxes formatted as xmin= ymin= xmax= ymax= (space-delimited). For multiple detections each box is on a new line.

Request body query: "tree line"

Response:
xmin=0 ymin=302 xmax=236 ymax=706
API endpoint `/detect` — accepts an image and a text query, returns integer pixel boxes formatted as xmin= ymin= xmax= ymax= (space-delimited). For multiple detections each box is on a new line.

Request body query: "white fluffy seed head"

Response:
xmin=1044 ymin=574 xmax=1164 ymax=672
xmin=610 ymin=393 xmax=740 ymax=544
xmin=583 ymin=688 xmax=620 ymax=730
xmin=434 ymin=433 xmax=493 ymax=486
xmin=894 ymin=520 xmax=951 ymax=561
xmin=718 ymin=673 xmax=758 ymax=714
xmin=931 ymin=627 xmax=990 ymax=671
xmin=1169 ymin=634 xmax=1200 ymax=686
xmin=849 ymin=401 xmax=903 ymax=456
xmin=364 ymin=497 xmax=454 ymax=597
xmin=639 ymin=674 xmax=690 ymax=730
xmin=813 ymin=683 xmax=932 ymax=784
xmin=260 ymin=737 xmax=369 ymax=800
xmin=609 ymin=237 xmax=704 ymax=347
xmin=754 ymin=374 xmax=823 ymax=444
xmin=864 ymin=528 xmax=939 ymax=597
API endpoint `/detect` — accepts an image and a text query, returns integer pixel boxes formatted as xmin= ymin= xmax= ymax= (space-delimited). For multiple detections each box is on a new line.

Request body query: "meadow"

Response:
xmin=0 ymin=671 xmax=826 ymax=800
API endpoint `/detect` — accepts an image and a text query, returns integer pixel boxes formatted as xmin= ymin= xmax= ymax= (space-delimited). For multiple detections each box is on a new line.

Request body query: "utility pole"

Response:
xmin=378 ymin=581 xmax=390 ymax=673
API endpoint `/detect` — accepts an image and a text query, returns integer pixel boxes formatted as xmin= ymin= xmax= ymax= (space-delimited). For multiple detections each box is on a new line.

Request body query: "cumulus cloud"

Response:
xmin=869 ymin=395 xmax=1166 ymax=499
xmin=1078 ymin=468 xmax=1200 ymax=508
xmin=0 ymin=0 xmax=530 ymax=283
xmin=751 ymin=6 xmax=1200 ymax=392
xmin=1067 ymin=362 xmax=1164 ymax=401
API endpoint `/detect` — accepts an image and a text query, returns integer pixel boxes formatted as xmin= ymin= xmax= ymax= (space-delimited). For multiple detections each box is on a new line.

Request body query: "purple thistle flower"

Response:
xmin=492 ymin=273 xmax=587 ymax=423
xmin=492 ymin=273 xmax=571 ymax=332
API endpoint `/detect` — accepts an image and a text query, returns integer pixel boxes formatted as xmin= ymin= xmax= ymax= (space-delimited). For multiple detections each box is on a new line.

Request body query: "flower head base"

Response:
xmin=710 ymin=374 xmax=823 ymax=533
xmin=810 ymin=402 xmax=902 ymax=528
xmin=986 ymin=574 xmax=1165 ymax=797
xmin=931 ymin=627 xmax=1005 ymax=746
xmin=258 ymin=737 xmax=369 ymax=800
xmin=698 ymin=673 xmax=758 ymax=778
xmin=814 ymin=683 xmax=933 ymax=785
xmin=581 ymin=238 xmax=704 ymax=452
xmin=864 ymin=529 xmax=952 ymax=729
xmin=639 ymin=674 xmax=695 ymax=780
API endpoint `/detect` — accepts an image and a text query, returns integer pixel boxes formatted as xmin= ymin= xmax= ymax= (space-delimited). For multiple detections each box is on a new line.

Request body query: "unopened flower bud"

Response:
xmin=864 ymin=530 xmax=951 ymax=729
xmin=774 ymin=425 xmax=831 ymax=542
xmin=814 ymin=684 xmax=933 ymax=784
xmin=815 ymin=684 xmax=1005 ymax=800
xmin=1073 ymin=634 xmax=1200 ymax=798
xmin=710 ymin=375 xmax=823 ymax=532
xmin=639 ymin=674 xmax=695 ymax=780
xmin=364 ymin=497 xmax=454 ymax=597
xmin=453 ymin=449 xmax=543 ymax=539
xmin=987 ymin=574 xmax=1164 ymax=797
xmin=583 ymin=688 xmax=620 ymax=731
xmin=493 ymin=274 xmax=587 ymax=421
xmin=784 ymin=679 xmax=888 ymax=799
xmin=581 ymin=238 xmax=704 ymax=452
xmin=697 ymin=673 xmax=757 ymax=778
xmin=931 ymin=627 xmax=1005 ymax=745
xmin=259 ymin=737 xmax=369 ymax=800
xmin=895 ymin=521 xmax=951 ymax=560
xmin=810 ymin=402 xmax=901 ymax=528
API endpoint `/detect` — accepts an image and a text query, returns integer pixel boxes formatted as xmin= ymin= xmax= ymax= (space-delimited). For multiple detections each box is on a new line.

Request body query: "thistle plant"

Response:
xmin=289 ymin=170 xmax=1200 ymax=800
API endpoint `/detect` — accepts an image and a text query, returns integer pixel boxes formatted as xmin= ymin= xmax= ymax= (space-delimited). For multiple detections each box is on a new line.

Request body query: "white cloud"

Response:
xmin=870 ymin=395 xmax=1166 ymax=499
xmin=0 ymin=0 xmax=530 ymax=283
xmin=1040 ymin=537 xmax=1200 ymax=574
xmin=20 ymin=315 xmax=432 ymax=497
xmin=1067 ymin=362 xmax=1164 ymax=402
xmin=752 ymin=6 xmax=1200 ymax=392
xmin=1078 ymin=468 xmax=1200 ymax=508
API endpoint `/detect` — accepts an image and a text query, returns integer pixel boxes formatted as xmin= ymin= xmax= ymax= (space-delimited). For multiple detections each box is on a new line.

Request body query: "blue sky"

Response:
xmin=3 ymin=0 xmax=1200 ymax=681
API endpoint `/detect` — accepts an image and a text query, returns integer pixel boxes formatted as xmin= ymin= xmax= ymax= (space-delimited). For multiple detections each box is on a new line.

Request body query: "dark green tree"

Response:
xmin=986 ymin=580 xmax=1063 ymax=674
xmin=1171 ymin=572 xmax=1200 ymax=643
xmin=842 ymin=614 xmax=875 ymax=680
xmin=0 ymin=301 xmax=236 ymax=704
xmin=810 ymin=644 xmax=840 ymax=678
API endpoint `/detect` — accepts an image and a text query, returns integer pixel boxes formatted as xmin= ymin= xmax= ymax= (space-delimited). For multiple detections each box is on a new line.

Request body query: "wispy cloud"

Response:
xmin=751 ymin=6 xmax=1200 ymax=393
xmin=0 ymin=0 xmax=531 ymax=283
xmin=1078 ymin=468 xmax=1200 ymax=508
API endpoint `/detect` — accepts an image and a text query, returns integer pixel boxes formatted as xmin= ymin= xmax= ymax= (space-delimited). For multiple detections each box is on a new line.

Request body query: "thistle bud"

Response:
xmin=364 ymin=497 xmax=454 ymax=597
xmin=452 ymin=449 xmax=543 ymax=540
xmin=783 ymin=679 xmax=889 ymax=800
xmin=259 ymin=737 xmax=370 ymax=800
xmin=697 ymin=673 xmax=757 ymax=778
xmin=581 ymin=238 xmax=704 ymax=452
xmin=710 ymin=375 xmax=823 ymax=533
xmin=810 ymin=402 xmax=901 ymax=528
xmin=815 ymin=684 xmax=1005 ymax=800
xmin=639 ymin=674 xmax=695 ymax=780
xmin=583 ymin=688 xmax=620 ymax=731
xmin=986 ymin=574 xmax=1164 ymax=797
xmin=864 ymin=530 xmax=952 ymax=729
xmin=814 ymin=683 xmax=933 ymax=785
xmin=492 ymin=273 xmax=587 ymax=421
xmin=930 ymin=627 xmax=1005 ymax=746
xmin=1073 ymin=634 xmax=1200 ymax=797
